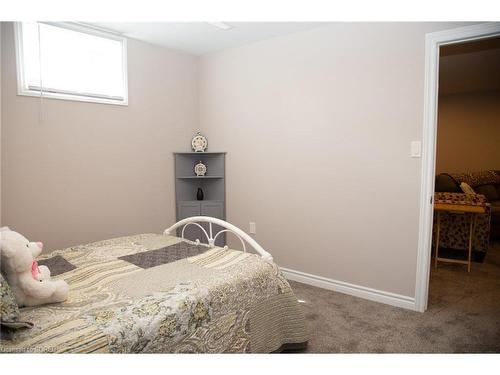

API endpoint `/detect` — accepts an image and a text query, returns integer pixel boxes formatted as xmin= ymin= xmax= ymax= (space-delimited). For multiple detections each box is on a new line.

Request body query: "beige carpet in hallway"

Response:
xmin=289 ymin=242 xmax=500 ymax=353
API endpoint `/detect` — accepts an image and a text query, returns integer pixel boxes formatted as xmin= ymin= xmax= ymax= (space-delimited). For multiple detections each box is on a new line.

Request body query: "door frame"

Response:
xmin=415 ymin=22 xmax=500 ymax=312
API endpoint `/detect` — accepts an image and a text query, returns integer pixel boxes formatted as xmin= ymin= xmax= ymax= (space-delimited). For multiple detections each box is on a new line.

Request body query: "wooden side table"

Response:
xmin=434 ymin=202 xmax=485 ymax=272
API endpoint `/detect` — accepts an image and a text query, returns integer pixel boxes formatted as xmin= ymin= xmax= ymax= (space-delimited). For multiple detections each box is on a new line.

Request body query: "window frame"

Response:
xmin=14 ymin=22 xmax=129 ymax=106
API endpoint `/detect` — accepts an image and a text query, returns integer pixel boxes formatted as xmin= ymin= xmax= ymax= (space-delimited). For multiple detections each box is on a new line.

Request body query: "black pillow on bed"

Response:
xmin=119 ymin=241 xmax=209 ymax=269
xmin=38 ymin=255 xmax=76 ymax=276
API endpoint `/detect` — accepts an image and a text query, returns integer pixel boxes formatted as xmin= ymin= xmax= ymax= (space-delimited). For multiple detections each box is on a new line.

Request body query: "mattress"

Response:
xmin=0 ymin=234 xmax=307 ymax=353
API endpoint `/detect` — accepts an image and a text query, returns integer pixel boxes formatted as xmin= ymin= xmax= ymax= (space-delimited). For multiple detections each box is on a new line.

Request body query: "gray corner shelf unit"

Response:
xmin=174 ymin=152 xmax=226 ymax=246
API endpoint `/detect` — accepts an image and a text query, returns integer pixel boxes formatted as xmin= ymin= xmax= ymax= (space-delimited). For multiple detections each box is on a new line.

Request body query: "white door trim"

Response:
xmin=415 ymin=22 xmax=500 ymax=312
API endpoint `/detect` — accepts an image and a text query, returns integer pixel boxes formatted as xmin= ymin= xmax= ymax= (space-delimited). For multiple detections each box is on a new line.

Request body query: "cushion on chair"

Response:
xmin=475 ymin=184 xmax=500 ymax=202
xmin=460 ymin=182 xmax=476 ymax=195
xmin=449 ymin=170 xmax=500 ymax=187
xmin=435 ymin=174 xmax=461 ymax=192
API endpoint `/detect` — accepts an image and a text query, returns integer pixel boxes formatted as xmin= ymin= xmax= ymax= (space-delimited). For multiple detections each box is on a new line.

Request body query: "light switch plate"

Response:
xmin=249 ymin=222 xmax=256 ymax=234
xmin=411 ymin=141 xmax=422 ymax=158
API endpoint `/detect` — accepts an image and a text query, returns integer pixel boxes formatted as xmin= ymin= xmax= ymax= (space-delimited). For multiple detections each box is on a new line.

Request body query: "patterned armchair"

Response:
xmin=436 ymin=170 xmax=500 ymax=240
xmin=433 ymin=170 xmax=500 ymax=254
xmin=432 ymin=192 xmax=491 ymax=253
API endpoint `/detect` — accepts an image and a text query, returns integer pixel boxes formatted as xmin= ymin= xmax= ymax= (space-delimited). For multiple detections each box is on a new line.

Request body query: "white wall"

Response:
xmin=436 ymin=91 xmax=500 ymax=173
xmin=1 ymin=22 xmax=198 ymax=251
xmin=199 ymin=22 xmax=471 ymax=298
xmin=2 ymin=21 xmax=475 ymax=302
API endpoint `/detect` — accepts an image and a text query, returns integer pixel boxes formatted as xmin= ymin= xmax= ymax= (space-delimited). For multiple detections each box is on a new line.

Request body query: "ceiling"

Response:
xmin=90 ymin=22 xmax=327 ymax=55
xmin=439 ymin=37 xmax=500 ymax=95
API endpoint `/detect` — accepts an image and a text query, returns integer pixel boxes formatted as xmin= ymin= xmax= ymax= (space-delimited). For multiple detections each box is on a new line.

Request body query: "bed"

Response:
xmin=0 ymin=217 xmax=307 ymax=353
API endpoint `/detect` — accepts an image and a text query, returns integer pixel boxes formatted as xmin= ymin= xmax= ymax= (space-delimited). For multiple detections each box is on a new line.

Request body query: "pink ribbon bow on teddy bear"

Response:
xmin=31 ymin=260 xmax=41 ymax=280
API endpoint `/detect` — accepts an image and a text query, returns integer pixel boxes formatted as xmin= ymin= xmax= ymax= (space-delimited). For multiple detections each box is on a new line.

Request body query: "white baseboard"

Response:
xmin=281 ymin=267 xmax=416 ymax=311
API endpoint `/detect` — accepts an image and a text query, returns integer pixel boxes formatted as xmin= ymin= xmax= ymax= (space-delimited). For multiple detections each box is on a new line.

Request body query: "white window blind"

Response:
xmin=15 ymin=22 xmax=128 ymax=105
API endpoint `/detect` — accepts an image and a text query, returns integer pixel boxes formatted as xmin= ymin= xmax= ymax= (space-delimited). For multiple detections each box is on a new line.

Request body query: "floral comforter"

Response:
xmin=0 ymin=234 xmax=307 ymax=353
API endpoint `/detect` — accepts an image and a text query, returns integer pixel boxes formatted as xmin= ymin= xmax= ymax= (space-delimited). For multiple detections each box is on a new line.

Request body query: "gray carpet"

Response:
xmin=289 ymin=242 xmax=500 ymax=353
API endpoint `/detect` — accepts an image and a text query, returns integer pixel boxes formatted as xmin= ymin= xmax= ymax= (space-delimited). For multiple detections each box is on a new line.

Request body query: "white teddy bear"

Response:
xmin=0 ymin=228 xmax=69 ymax=307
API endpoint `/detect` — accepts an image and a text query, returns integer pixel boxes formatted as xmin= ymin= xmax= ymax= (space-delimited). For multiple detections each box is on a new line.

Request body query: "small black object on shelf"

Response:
xmin=197 ymin=187 xmax=204 ymax=201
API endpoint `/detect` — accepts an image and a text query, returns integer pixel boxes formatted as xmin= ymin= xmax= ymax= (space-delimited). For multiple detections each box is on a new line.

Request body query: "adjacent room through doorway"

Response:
xmin=428 ymin=36 xmax=500 ymax=335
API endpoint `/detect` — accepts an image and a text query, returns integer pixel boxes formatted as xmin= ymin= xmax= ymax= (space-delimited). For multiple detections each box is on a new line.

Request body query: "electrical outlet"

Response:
xmin=249 ymin=222 xmax=256 ymax=234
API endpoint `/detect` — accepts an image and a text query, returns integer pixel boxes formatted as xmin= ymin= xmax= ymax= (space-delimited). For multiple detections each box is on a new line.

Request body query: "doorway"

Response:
xmin=415 ymin=22 xmax=500 ymax=312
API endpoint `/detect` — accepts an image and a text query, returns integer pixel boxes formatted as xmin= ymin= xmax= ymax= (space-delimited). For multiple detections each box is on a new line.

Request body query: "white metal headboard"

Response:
xmin=163 ymin=216 xmax=273 ymax=262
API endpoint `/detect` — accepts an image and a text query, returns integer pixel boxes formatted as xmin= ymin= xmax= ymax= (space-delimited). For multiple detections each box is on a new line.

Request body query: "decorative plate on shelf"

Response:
xmin=192 ymin=132 xmax=208 ymax=152
xmin=194 ymin=161 xmax=207 ymax=177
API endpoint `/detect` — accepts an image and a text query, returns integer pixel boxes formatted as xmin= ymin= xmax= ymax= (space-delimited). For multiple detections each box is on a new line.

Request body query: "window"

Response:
xmin=15 ymin=22 xmax=128 ymax=105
